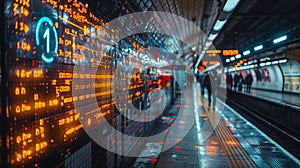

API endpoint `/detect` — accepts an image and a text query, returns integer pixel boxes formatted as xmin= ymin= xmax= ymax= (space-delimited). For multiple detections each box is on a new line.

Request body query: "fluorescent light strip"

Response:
xmin=226 ymin=59 xmax=230 ymax=63
xmin=230 ymin=57 xmax=235 ymax=61
xmin=254 ymin=45 xmax=263 ymax=51
xmin=235 ymin=54 xmax=241 ymax=59
xmin=208 ymin=33 xmax=218 ymax=41
xmin=273 ymin=35 xmax=287 ymax=44
xmin=223 ymin=0 xmax=240 ymax=12
xmin=243 ymin=50 xmax=250 ymax=56
xmin=279 ymin=59 xmax=288 ymax=63
xmin=266 ymin=62 xmax=271 ymax=66
xmin=205 ymin=41 xmax=213 ymax=46
xmin=213 ymin=20 xmax=227 ymax=31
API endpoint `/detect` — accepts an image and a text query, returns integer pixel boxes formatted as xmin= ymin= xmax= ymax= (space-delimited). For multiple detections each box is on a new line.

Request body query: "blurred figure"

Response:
xmin=245 ymin=73 xmax=253 ymax=93
xmin=196 ymin=74 xmax=201 ymax=86
xmin=203 ymin=70 xmax=221 ymax=108
xmin=200 ymin=73 xmax=206 ymax=95
xmin=226 ymin=73 xmax=233 ymax=91
xmin=238 ymin=73 xmax=244 ymax=92
xmin=195 ymin=73 xmax=201 ymax=91
xmin=196 ymin=73 xmax=203 ymax=94
xmin=233 ymin=73 xmax=239 ymax=91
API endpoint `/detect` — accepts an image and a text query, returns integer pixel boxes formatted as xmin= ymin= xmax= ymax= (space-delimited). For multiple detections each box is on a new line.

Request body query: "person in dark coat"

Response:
xmin=203 ymin=70 xmax=221 ymax=108
xmin=238 ymin=73 xmax=244 ymax=92
xmin=200 ymin=73 xmax=206 ymax=95
xmin=233 ymin=73 xmax=239 ymax=91
xmin=245 ymin=73 xmax=253 ymax=93
xmin=226 ymin=73 xmax=233 ymax=91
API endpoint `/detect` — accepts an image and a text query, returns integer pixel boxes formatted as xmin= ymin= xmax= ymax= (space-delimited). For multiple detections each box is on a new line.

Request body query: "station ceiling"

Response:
xmin=215 ymin=0 xmax=300 ymax=50
xmin=87 ymin=0 xmax=300 ymax=66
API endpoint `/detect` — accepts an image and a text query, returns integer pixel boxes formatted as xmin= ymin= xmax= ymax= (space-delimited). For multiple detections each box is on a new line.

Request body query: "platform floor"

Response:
xmin=133 ymin=84 xmax=300 ymax=168
xmin=133 ymin=94 xmax=230 ymax=168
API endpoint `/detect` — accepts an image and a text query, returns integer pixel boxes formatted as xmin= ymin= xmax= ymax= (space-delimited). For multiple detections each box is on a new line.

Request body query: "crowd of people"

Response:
xmin=196 ymin=70 xmax=254 ymax=109
xmin=226 ymin=72 xmax=253 ymax=93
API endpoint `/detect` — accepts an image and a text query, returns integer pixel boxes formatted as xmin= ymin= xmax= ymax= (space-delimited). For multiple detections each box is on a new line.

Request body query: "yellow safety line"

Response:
xmin=201 ymin=98 xmax=257 ymax=168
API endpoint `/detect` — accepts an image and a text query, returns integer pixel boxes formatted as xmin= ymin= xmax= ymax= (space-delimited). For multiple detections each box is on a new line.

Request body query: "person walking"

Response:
xmin=203 ymin=70 xmax=221 ymax=109
xmin=200 ymin=73 xmax=206 ymax=95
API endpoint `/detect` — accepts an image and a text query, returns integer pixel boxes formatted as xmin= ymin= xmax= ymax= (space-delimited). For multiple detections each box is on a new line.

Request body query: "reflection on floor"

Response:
xmin=133 ymin=85 xmax=300 ymax=168
xmin=156 ymin=106 xmax=229 ymax=168
xmin=133 ymin=96 xmax=229 ymax=168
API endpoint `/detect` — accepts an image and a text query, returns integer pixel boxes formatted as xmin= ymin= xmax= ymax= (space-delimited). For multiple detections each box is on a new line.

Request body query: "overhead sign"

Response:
xmin=203 ymin=61 xmax=220 ymax=66
xmin=205 ymin=50 xmax=222 ymax=57
xmin=222 ymin=50 xmax=239 ymax=56
xmin=205 ymin=50 xmax=239 ymax=57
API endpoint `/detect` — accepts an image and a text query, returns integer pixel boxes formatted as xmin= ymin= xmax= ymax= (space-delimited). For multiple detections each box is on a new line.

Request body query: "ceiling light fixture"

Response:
xmin=260 ymin=63 xmax=266 ymax=67
xmin=273 ymin=35 xmax=287 ymax=44
xmin=254 ymin=45 xmax=263 ymax=51
xmin=208 ymin=33 xmax=218 ymax=41
xmin=279 ymin=59 xmax=288 ymax=63
xmin=213 ymin=20 xmax=227 ymax=31
xmin=235 ymin=54 xmax=241 ymax=59
xmin=223 ymin=0 xmax=240 ymax=13
xmin=243 ymin=50 xmax=250 ymax=56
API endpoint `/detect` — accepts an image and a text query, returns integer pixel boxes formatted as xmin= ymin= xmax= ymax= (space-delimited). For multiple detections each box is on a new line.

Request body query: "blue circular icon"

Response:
xmin=35 ymin=17 xmax=58 ymax=63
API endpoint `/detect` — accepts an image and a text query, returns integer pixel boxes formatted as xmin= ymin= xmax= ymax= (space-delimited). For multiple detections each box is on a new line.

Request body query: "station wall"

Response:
xmin=228 ymin=58 xmax=300 ymax=94
xmin=251 ymin=65 xmax=283 ymax=92
xmin=280 ymin=60 xmax=300 ymax=93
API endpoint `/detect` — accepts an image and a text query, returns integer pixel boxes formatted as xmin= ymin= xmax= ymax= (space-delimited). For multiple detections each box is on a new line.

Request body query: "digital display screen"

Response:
xmin=222 ymin=50 xmax=239 ymax=56
xmin=4 ymin=0 xmax=117 ymax=166
xmin=3 ymin=0 xmax=164 ymax=167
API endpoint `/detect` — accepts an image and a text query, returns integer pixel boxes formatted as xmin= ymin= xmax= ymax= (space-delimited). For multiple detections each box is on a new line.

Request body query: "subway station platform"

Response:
xmin=133 ymin=84 xmax=300 ymax=168
xmin=2 ymin=0 xmax=300 ymax=167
